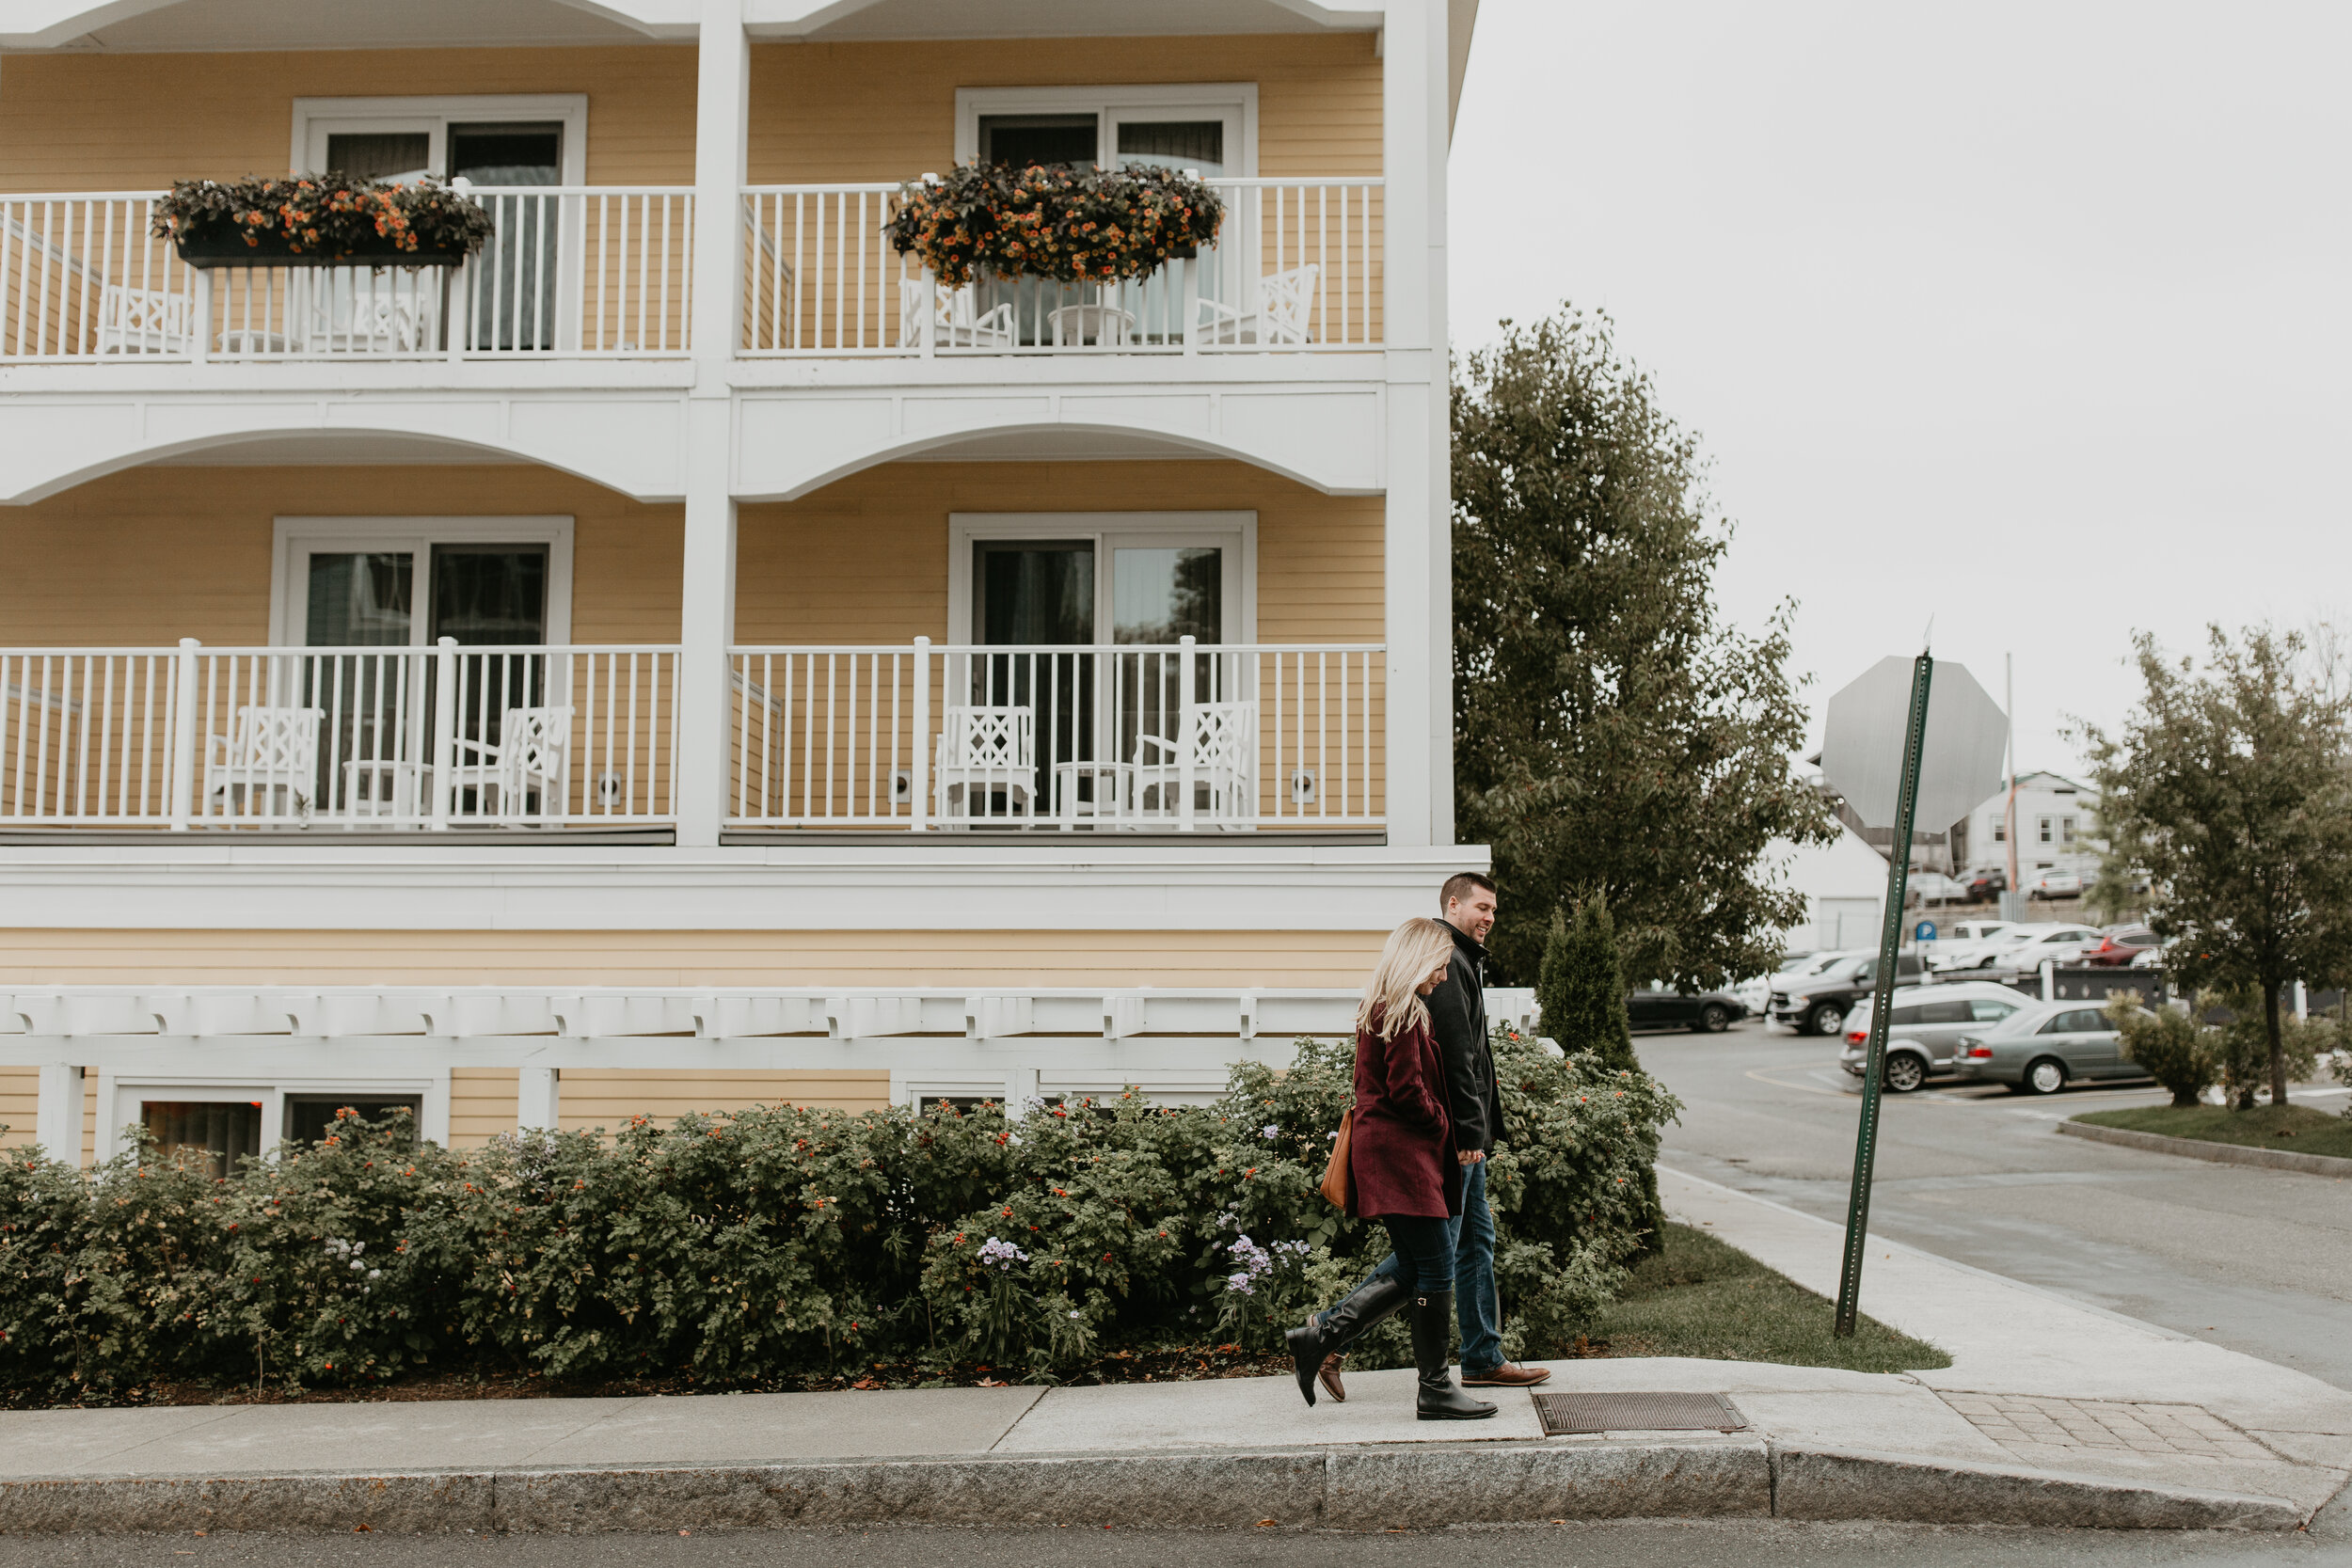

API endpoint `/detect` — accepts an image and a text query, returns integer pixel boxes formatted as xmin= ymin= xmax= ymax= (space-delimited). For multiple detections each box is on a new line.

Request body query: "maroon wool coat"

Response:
xmin=1343 ymin=1009 xmax=1463 ymax=1221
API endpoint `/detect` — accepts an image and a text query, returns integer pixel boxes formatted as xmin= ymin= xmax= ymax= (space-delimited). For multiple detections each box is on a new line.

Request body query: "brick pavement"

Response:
xmin=1939 ymin=1393 xmax=2276 ymax=1463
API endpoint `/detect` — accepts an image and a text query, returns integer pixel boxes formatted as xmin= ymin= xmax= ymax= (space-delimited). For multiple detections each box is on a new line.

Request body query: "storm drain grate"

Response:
xmin=1532 ymin=1391 xmax=1746 ymax=1435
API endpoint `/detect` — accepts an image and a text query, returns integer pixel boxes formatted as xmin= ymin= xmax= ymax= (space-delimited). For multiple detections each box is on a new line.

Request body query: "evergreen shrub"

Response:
xmin=0 ymin=1030 xmax=1671 ymax=1402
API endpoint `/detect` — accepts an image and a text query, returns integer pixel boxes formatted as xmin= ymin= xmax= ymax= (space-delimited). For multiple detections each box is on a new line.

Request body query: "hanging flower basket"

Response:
xmin=153 ymin=176 xmax=496 ymax=268
xmin=885 ymin=163 xmax=1224 ymax=290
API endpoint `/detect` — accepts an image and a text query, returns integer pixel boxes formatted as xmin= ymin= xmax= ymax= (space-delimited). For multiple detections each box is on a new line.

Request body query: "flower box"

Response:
xmin=172 ymin=223 xmax=472 ymax=269
xmin=887 ymin=163 xmax=1223 ymax=289
xmin=154 ymin=176 xmax=494 ymax=270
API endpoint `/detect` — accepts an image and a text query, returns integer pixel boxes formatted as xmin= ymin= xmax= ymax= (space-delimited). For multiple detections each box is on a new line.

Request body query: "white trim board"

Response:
xmin=291 ymin=96 xmax=590 ymax=184
xmin=952 ymin=84 xmax=1258 ymax=176
xmin=269 ymin=515 xmax=576 ymax=648
xmin=946 ymin=511 xmax=1257 ymax=645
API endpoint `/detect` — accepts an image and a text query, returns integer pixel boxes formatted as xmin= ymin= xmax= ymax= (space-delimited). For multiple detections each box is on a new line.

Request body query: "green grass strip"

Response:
xmin=2074 ymin=1102 xmax=2352 ymax=1160
xmin=1584 ymin=1222 xmax=1951 ymax=1373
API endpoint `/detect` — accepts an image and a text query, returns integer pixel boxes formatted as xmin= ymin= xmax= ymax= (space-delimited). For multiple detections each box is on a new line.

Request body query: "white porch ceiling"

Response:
xmin=770 ymin=0 xmax=1379 ymax=40
xmin=43 ymin=0 xmax=667 ymax=53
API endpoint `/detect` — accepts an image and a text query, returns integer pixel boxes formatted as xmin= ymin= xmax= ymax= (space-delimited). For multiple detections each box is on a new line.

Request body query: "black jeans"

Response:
xmin=1380 ymin=1213 xmax=1457 ymax=1293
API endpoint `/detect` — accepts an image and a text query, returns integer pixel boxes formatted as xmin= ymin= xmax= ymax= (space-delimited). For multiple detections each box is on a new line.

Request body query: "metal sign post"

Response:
xmin=1834 ymin=651 xmax=1932 ymax=1338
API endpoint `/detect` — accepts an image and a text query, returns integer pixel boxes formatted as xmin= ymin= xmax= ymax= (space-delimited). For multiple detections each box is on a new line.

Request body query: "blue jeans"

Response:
xmin=1327 ymin=1158 xmax=1502 ymax=1372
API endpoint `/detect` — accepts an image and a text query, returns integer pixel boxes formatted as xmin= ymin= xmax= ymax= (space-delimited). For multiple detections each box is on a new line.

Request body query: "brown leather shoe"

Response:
xmin=1317 ymin=1354 xmax=1347 ymax=1403
xmin=1459 ymin=1362 xmax=1551 ymax=1387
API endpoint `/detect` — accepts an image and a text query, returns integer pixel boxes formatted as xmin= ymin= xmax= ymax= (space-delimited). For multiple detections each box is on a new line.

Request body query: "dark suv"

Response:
xmin=1768 ymin=951 xmax=1927 ymax=1036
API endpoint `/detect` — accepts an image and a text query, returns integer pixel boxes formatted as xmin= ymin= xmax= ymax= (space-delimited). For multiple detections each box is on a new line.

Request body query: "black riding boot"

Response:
xmin=1412 ymin=1288 xmax=1497 ymax=1420
xmin=1286 ymin=1274 xmax=1411 ymax=1405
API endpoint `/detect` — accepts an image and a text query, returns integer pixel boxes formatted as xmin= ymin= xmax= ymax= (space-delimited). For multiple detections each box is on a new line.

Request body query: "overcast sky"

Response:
xmin=1447 ymin=1 xmax=2351 ymax=783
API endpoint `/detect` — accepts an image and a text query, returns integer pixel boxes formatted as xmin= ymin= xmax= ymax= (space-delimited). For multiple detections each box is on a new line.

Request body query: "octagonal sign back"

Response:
xmin=1820 ymin=657 xmax=2008 ymax=833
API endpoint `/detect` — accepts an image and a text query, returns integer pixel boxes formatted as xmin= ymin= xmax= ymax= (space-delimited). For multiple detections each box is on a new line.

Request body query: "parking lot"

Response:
xmin=1640 ymin=1017 xmax=2352 ymax=1392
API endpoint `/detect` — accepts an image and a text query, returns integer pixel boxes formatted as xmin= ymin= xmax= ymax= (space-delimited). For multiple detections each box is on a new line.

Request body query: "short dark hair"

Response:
xmin=1440 ymin=871 xmax=1497 ymax=911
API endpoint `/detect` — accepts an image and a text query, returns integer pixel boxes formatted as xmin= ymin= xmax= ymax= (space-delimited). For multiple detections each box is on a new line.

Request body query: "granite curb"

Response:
xmin=0 ymin=1438 xmax=2304 ymax=1534
xmin=2058 ymin=1117 xmax=2352 ymax=1178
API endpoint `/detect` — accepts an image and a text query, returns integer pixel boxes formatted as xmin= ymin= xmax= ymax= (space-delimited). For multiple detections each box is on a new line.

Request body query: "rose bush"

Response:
xmin=0 ymin=1031 xmax=1674 ymax=1402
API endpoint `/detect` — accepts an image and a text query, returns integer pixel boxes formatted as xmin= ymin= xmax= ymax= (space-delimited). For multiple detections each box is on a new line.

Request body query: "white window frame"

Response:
xmin=290 ymin=96 xmax=589 ymax=184
xmin=98 ymin=1072 xmax=451 ymax=1164
xmin=269 ymin=516 xmax=577 ymax=649
xmin=946 ymin=512 xmax=1257 ymax=646
xmin=953 ymin=85 xmax=1259 ymax=176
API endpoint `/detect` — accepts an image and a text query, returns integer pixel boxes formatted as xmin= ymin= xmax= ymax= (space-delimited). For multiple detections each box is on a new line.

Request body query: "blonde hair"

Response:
xmin=1358 ymin=917 xmax=1457 ymax=1039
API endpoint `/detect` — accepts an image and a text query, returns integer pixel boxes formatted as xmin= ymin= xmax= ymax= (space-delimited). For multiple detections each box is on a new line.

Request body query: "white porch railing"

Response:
xmin=0 ymin=641 xmax=678 ymax=829
xmin=0 ymin=188 xmax=692 ymax=361
xmin=739 ymin=178 xmax=1382 ymax=356
xmin=727 ymin=640 xmax=1383 ymax=831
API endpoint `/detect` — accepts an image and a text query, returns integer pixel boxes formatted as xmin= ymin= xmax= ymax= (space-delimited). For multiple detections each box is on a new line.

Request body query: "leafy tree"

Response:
xmin=1454 ymin=307 xmax=1835 ymax=988
xmin=2076 ymin=626 xmax=2352 ymax=1109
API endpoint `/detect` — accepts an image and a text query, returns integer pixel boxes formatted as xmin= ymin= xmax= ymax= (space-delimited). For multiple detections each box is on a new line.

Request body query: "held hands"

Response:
xmin=1457 ymin=1149 xmax=1485 ymax=1166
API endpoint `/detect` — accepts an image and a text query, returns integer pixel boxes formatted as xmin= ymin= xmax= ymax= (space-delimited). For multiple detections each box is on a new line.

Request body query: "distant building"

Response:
xmin=1766 ymin=824 xmax=1895 ymax=954
xmin=1953 ymin=770 xmax=2099 ymax=875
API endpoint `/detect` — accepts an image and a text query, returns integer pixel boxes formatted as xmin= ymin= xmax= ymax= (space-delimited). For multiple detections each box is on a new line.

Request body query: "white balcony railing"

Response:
xmin=0 ymin=188 xmax=692 ymax=362
xmin=739 ymin=178 xmax=1383 ymax=357
xmin=727 ymin=640 xmax=1383 ymax=831
xmin=0 ymin=641 xmax=678 ymax=830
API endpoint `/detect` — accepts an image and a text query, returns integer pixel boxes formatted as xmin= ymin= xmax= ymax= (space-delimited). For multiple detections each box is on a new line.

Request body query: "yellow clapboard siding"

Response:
xmin=556 ymin=1069 xmax=893 ymax=1132
xmin=450 ymin=1066 xmax=518 ymax=1149
xmin=0 ymin=1069 xmax=36 ymax=1150
xmin=0 ymin=928 xmax=1392 ymax=989
xmin=0 ymin=465 xmax=683 ymax=647
xmin=0 ymin=48 xmax=698 ymax=192
xmin=747 ymin=34 xmax=1381 ymax=183
xmin=735 ymin=459 xmax=1383 ymax=645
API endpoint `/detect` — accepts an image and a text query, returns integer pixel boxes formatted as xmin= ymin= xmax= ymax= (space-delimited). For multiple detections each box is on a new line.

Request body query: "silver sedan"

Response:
xmin=1949 ymin=999 xmax=2153 ymax=1095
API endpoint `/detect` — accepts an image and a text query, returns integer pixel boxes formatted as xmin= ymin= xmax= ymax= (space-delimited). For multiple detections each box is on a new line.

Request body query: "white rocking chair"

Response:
xmin=444 ymin=705 xmax=573 ymax=823
xmin=204 ymin=705 xmax=324 ymax=822
xmin=1194 ymin=263 xmax=1319 ymax=346
xmin=1134 ymin=700 xmax=1258 ymax=827
xmin=933 ymin=705 xmax=1037 ymax=822
xmin=900 ymin=277 xmax=1016 ymax=350
xmin=95 ymin=284 xmax=196 ymax=356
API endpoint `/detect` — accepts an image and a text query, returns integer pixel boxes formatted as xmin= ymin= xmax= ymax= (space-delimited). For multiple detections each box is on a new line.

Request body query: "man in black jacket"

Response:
xmin=1305 ymin=872 xmax=1552 ymax=1402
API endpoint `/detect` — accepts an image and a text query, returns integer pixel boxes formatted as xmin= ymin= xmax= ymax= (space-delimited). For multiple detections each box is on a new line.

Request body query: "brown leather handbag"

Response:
xmin=1317 ymin=1109 xmax=1352 ymax=1209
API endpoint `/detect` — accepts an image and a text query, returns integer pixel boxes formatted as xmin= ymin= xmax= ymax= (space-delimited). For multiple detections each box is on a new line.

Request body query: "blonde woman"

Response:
xmin=1285 ymin=917 xmax=1498 ymax=1420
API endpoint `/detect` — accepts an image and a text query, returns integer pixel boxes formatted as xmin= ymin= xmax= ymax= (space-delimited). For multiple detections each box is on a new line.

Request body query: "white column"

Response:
xmin=1382 ymin=0 xmax=1454 ymax=848
xmin=517 ymin=1066 xmax=562 ymax=1133
xmin=36 ymin=1062 xmax=83 ymax=1165
xmin=675 ymin=0 xmax=751 ymax=847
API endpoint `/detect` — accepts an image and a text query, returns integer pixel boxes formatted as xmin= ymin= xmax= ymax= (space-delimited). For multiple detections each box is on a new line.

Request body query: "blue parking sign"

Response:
xmin=1914 ymin=920 xmax=1936 ymax=942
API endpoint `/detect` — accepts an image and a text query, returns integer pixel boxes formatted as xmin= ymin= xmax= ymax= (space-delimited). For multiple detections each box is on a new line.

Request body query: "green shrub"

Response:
xmin=0 ymin=1034 xmax=1675 ymax=1400
xmin=2105 ymin=994 xmax=2220 ymax=1107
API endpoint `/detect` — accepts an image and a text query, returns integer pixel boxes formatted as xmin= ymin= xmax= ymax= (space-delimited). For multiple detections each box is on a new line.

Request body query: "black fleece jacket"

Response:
xmin=1426 ymin=920 xmax=1504 ymax=1155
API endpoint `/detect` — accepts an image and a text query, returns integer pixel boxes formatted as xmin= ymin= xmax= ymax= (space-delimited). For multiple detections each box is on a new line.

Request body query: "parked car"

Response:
xmin=1768 ymin=951 xmax=1926 ymax=1037
xmin=1837 ymin=982 xmax=2030 ymax=1092
xmin=1904 ymin=872 xmax=1964 ymax=907
xmin=1983 ymin=924 xmax=2104 ymax=971
xmin=2129 ymin=942 xmax=2169 ymax=969
xmin=1961 ymin=867 xmax=2008 ymax=902
xmin=2081 ymin=925 xmax=2160 ymax=967
xmin=1924 ymin=920 xmax=2025 ymax=971
xmin=1950 ymin=999 xmax=2153 ymax=1095
xmin=1627 ymin=982 xmax=1748 ymax=1033
xmin=2029 ymin=868 xmax=2088 ymax=899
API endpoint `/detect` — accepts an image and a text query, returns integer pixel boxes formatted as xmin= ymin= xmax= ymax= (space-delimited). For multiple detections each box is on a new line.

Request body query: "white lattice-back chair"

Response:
xmin=96 ymin=284 xmax=196 ymax=356
xmin=1194 ymin=263 xmax=1319 ymax=346
xmin=307 ymin=272 xmax=432 ymax=354
xmin=933 ymin=705 xmax=1037 ymax=822
xmin=899 ymin=276 xmax=1017 ymax=350
xmin=445 ymin=705 xmax=574 ymax=823
xmin=1134 ymin=700 xmax=1258 ymax=827
xmin=204 ymin=705 xmax=324 ymax=822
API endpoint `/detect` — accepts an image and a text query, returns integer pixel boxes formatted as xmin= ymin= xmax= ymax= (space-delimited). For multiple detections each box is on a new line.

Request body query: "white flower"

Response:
xmin=1068 ymin=1310 xmax=1083 ymax=1320
xmin=1262 ymin=1124 xmax=1280 ymax=1139
xmin=367 ymin=1269 xmax=381 ymax=1280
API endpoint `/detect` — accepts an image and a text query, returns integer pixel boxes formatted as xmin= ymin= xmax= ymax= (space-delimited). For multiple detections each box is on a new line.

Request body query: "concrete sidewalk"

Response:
xmin=0 ymin=1169 xmax=2342 ymax=1535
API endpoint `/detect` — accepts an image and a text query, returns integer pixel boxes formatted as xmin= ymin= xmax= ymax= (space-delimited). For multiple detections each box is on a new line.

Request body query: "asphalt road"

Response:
xmin=1640 ymin=1019 xmax=2352 ymax=1391
xmin=2 ymin=1519 xmax=2345 ymax=1568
